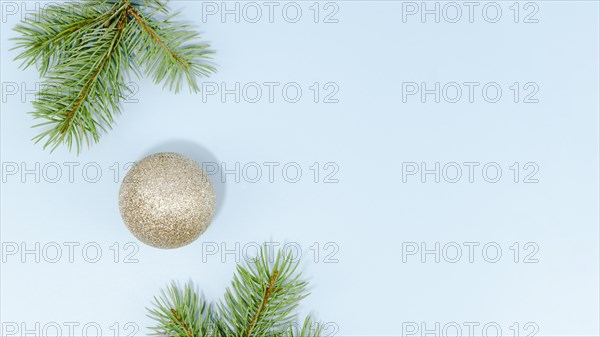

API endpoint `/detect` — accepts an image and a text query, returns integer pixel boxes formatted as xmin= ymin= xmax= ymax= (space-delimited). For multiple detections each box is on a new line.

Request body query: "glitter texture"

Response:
xmin=118 ymin=152 xmax=216 ymax=249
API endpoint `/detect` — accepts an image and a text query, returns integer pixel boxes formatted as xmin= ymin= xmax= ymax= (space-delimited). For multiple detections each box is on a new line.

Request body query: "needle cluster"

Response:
xmin=148 ymin=246 xmax=325 ymax=337
xmin=13 ymin=0 xmax=215 ymax=152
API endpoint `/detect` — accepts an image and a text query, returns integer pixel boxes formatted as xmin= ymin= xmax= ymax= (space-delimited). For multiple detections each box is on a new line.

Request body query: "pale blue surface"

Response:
xmin=1 ymin=1 xmax=599 ymax=336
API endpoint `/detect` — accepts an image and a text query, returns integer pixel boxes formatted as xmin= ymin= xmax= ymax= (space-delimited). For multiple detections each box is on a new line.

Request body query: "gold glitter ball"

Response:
xmin=119 ymin=152 xmax=216 ymax=249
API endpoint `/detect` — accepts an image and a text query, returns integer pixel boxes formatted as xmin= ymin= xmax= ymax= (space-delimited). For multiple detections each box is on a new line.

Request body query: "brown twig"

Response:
xmin=244 ymin=270 xmax=279 ymax=337
xmin=60 ymin=9 xmax=127 ymax=134
xmin=170 ymin=308 xmax=195 ymax=337
xmin=127 ymin=6 xmax=187 ymax=66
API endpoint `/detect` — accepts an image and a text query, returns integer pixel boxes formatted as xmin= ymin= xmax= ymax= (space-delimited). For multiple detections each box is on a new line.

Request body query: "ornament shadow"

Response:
xmin=144 ymin=140 xmax=226 ymax=221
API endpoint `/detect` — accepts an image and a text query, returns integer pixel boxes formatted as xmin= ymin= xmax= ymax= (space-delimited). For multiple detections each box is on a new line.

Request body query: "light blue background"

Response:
xmin=1 ymin=1 xmax=599 ymax=336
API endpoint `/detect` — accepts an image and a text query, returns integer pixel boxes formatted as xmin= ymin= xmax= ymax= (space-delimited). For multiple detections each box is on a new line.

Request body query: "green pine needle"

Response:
xmin=148 ymin=246 xmax=325 ymax=337
xmin=12 ymin=0 xmax=216 ymax=153
xmin=148 ymin=282 xmax=213 ymax=337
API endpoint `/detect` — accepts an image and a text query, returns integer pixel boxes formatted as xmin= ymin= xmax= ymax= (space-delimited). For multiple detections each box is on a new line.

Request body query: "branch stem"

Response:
xmin=170 ymin=308 xmax=195 ymax=337
xmin=127 ymin=6 xmax=187 ymax=66
xmin=244 ymin=270 xmax=279 ymax=337
xmin=60 ymin=8 xmax=128 ymax=134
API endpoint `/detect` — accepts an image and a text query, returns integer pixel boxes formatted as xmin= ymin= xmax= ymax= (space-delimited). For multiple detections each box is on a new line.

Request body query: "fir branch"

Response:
xmin=30 ymin=6 xmax=131 ymax=151
xmin=126 ymin=6 xmax=215 ymax=93
xmin=244 ymin=270 xmax=279 ymax=337
xmin=298 ymin=316 xmax=324 ymax=337
xmin=12 ymin=0 xmax=215 ymax=153
xmin=217 ymin=246 xmax=308 ymax=336
xmin=170 ymin=308 xmax=195 ymax=337
xmin=59 ymin=9 xmax=127 ymax=133
xmin=148 ymin=282 xmax=213 ymax=337
xmin=12 ymin=1 xmax=117 ymax=75
xmin=148 ymin=246 xmax=325 ymax=337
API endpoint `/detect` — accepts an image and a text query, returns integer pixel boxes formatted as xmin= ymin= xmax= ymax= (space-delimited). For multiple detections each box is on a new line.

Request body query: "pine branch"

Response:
xmin=298 ymin=316 xmax=324 ymax=337
xmin=217 ymin=246 xmax=308 ymax=337
xmin=244 ymin=270 xmax=279 ymax=337
xmin=148 ymin=282 xmax=213 ymax=337
xmin=30 ymin=5 xmax=131 ymax=151
xmin=12 ymin=0 xmax=215 ymax=153
xmin=148 ymin=246 xmax=325 ymax=337
xmin=126 ymin=6 xmax=215 ymax=93
xmin=12 ymin=1 xmax=117 ymax=75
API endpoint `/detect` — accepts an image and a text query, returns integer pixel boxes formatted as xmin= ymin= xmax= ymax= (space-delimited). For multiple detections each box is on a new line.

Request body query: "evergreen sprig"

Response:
xmin=148 ymin=246 xmax=325 ymax=337
xmin=12 ymin=0 xmax=215 ymax=153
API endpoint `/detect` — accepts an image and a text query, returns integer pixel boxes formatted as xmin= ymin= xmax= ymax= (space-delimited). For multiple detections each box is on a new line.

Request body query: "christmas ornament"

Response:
xmin=119 ymin=152 xmax=216 ymax=249
xmin=13 ymin=0 xmax=215 ymax=153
